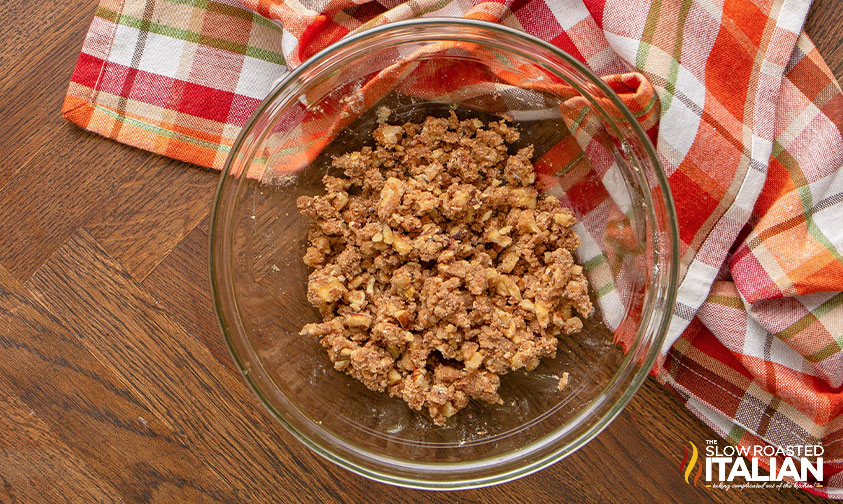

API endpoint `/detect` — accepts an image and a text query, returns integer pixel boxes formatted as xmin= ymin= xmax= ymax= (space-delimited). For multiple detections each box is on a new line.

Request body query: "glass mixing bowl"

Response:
xmin=210 ymin=18 xmax=678 ymax=489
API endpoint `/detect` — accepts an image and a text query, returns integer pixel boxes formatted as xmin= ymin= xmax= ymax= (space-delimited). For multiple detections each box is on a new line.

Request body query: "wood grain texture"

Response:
xmin=0 ymin=1 xmax=839 ymax=503
xmin=141 ymin=218 xmax=237 ymax=372
xmin=806 ymin=0 xmax=843 ymax=85
xmin=85 ymin=160 xmax=219 ymax=281
xmin=0 ymin=0 xmax=102 ymax=189
xmin=0 ymin=263 xmax=238 ymax=503
xmin=0 ymin=375 xmax=124 ymax=504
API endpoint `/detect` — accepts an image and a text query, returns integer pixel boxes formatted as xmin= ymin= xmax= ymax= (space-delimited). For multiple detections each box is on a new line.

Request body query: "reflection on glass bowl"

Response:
xmin=209 ymin=18 xmax=679 ymax=490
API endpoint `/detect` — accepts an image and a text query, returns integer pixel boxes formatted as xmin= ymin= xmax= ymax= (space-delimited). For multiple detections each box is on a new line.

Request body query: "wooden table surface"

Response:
xmin=0 ymin=1 xmax=840 ymax=503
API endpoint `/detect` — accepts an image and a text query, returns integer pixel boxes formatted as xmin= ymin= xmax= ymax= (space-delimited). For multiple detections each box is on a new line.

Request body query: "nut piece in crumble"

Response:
xmin=557 ymin=372 xmax=570 ymax=392
xmin=297 ymin=112 xmax=592 ymax=425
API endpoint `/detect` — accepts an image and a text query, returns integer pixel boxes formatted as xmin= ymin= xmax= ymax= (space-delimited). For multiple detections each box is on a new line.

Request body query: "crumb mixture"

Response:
xmin=557 ymin=372 xmax=570 ymax=392
xmin=297 ymin=112 xmax=592 ymax=425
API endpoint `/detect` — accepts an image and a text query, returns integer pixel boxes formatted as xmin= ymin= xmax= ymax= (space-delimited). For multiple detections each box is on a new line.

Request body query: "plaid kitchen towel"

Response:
xmin=63 ymin=0 xmax=842 ymax=496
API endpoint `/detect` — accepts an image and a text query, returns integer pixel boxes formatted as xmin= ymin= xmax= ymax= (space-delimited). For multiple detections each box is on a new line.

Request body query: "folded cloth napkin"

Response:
xmin=64 ymin=0 xmax=842 ymax=495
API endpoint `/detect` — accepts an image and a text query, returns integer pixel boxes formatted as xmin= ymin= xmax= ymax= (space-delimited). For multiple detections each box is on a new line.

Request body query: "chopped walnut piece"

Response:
xmin=558 ymin=372 xmax=570 ymax=391
xmin=296 ymin=112 xmax=591 ymax=425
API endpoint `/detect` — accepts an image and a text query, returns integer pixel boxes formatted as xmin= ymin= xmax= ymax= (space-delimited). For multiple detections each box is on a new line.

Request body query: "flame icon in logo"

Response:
xmin=679 ymin=441 xmax=703 ymax=486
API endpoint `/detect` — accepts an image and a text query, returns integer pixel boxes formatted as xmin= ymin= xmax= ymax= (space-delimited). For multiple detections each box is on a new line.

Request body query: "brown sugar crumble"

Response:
xmin=297 ymin=112 xmax=592 ymax=425
xmin=557 ymin=371 xmax=570 ymax=392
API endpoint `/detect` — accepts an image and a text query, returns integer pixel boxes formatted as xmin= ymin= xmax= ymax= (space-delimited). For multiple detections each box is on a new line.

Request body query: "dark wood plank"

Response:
xmin=0 ymin=376 xmax=124 ymax=504
xmin=0 ymin=263 xmax=238 ymax=503
xmin=0 ymin=125 xmax=161 ymax=281
xmin=0 ymin=0 xmax=97 ymax=189
xmin=140 ymin=218 xmax=238 ymax=373
xmin=0 ymin=0 xmax=93 ymax=71
xmin=86 ymin=159 xmax=219 ymax=281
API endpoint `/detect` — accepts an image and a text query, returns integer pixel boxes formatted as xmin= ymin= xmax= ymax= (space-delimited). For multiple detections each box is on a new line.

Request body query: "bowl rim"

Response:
xmin=209 ymin=17 xmax=680 ymax=490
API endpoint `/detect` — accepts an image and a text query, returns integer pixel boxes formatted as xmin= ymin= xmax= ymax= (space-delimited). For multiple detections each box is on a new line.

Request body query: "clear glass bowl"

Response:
xmin=210 ymin=18 xmax=678 ymax=489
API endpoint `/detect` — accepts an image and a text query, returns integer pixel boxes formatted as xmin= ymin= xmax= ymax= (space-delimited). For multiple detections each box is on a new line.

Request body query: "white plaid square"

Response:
xmin=138 ymin=31 xmax=188 ymax=79
xmin=236 ymin=56 xmax=287 ymax=99
xmin=109 ymin=23 xmax=143 ymax=68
